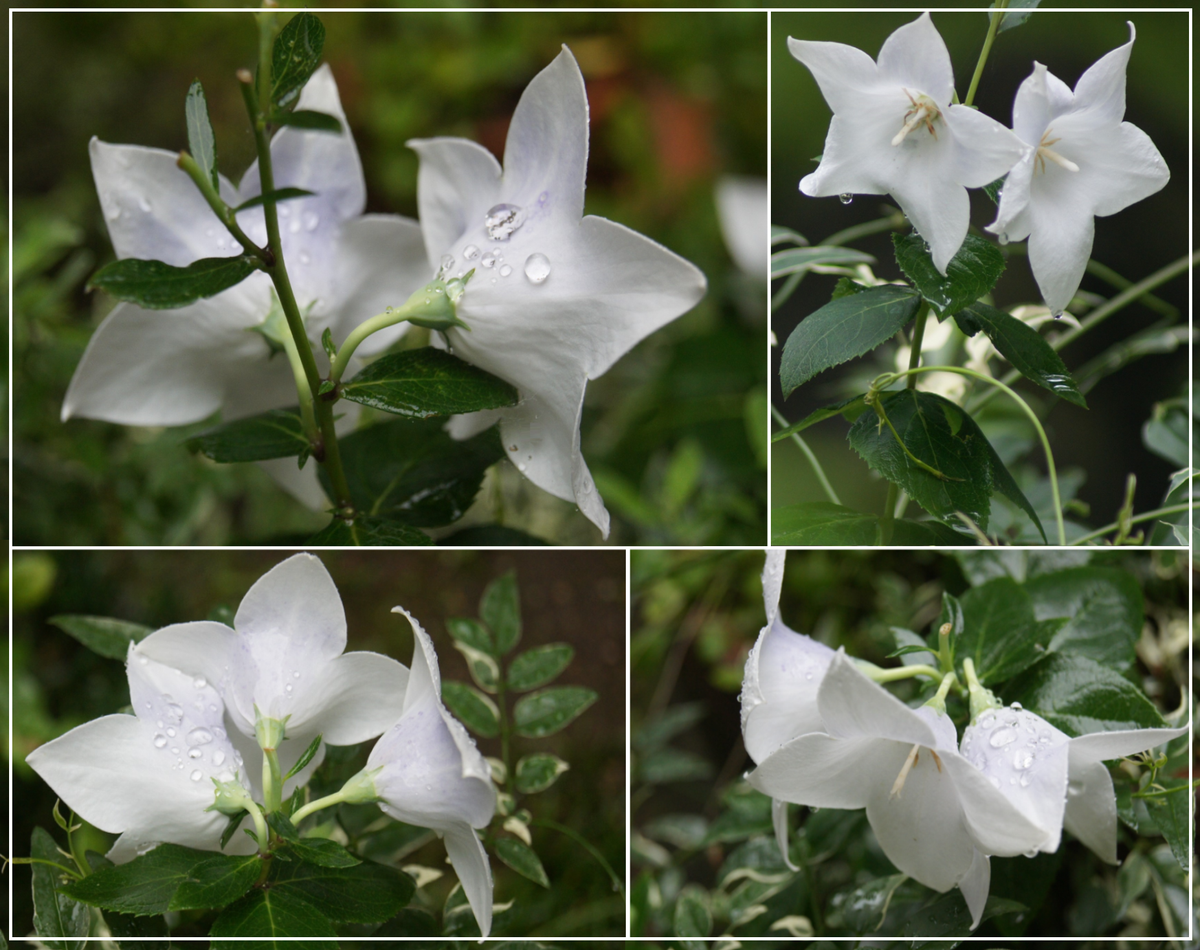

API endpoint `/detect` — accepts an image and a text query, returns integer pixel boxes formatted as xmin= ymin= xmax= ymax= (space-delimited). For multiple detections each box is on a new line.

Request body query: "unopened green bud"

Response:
xmin=208 ymin=777 xmax=254 ymax=816
xmin=339 ymin=767 xmax=383 ymax=804
xmin=403 ymin=278 xmax=471 ymax=332
xmin=254 ymin=708 xmax=289 ymax=752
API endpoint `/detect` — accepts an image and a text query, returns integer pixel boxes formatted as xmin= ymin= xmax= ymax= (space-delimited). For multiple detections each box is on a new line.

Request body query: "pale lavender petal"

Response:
xmin=817 ymin=651 xmax=938 ymax=746
xmin=1062 ymin=757 xmax=1119 ymax=863
xmin=443 ymin=823 xmax=494 ymax=939
xmin=286 ymin=651 xmax=408 ymax=745
xmin=409 ymin=137 xmax=503 ymax=269
xmin=1070 ymin=23 xmax=1134 ymax=127
xmin=747 ymin=733 xmax=891 ymax=810
xmin=772 ymin=798 xmax=799 ymax=871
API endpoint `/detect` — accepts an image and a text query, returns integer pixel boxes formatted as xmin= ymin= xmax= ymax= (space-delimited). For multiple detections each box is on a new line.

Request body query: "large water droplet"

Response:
xmin=524 ymin=253 xmax=551 ymax=284
xmin=190 ymin=769 xmax=203 ymax=782
xmin=193 ymin=676 xmax=207 ymax=689
xmin=480 ymin=249 xmax=501 ymax=269
xmin=1010 ymin=702 xmax=1023 ymax=710
xmin=1014 ymin=750 xmax=1034 ymax=769
xmin=153 ymin=734 xmax=168 ymax=749
xmin=166 ymin=703 xmax=184 ymax=721
xmin=998 ymin=232 xmax=1010 ymax=245
xmin=485 ymin=203 xmax=526 ymax=241
xmin=990 ymin=726 xmax=1017 ymax=748
xmin=188 ymin=748 xmax=203 ymax=759
xmin=188 ymin=727 xmax=214 ymax=746
xmin=212 ymin=750 xmax=226 ymax=767
xmin=302 ymin=211 xmax=320 ymax=232
xmin=499 ymin=264 xmax=513 ymax=278
xmin=839 ymin=193 xmax=853 ymax=205
xmin=463 ymin=244 xmax=480 ymax=261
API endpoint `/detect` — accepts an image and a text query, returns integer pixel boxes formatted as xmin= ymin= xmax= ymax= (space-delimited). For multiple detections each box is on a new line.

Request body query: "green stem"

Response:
xmin=906 ymin=303 xmax=929 ymax=388
xmin=66 ymin=812 xmax=89 ymax=877
xmin=824 ymin=211 xmax=907 ymax=249
xmin=1132 ymin=780 xmax=1200 ymax=801
xmin=176 ymin=152 xmax=269 ymax=264
xmin=497 ymin=670 xmax=512 ymax=798
xmin=8 ymin=856 xmax=82 ymax=880
xmin=880 ymin=482 xmax=899 ymax=545
xmin=531 ymin=818 xmax=623 ymax=896
xmin=262 ymin=747 xmax=282 ymax=814
xmin=856 ymin=660 xmax=942 ymax=684
xmin=245 ymin=799 xmax=269 ymax=849
xmin=291 ymin=790 xmax=347 ymax=826
xmin=1068 ymin=502 xmax=1197 ymax=546
xmin=770 ymin=404 xmax=841 ymax=505
xmin=885 ymin=365 xmax=1066 ymax=544
xmin=965 ymin=0 xmax=1008 ymax=107
xmin=329 ymin=308 xmax=404 ymax=383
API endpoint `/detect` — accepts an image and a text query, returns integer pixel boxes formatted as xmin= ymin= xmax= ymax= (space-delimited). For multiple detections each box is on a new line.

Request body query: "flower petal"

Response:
xmin=762 ymin=549 xmax=786 ymax=627
xmin=284 ymin=650 xmax=408 ymax=745
xmin=889 ymin=160 xmax=971 ymax=275
xmin=943 ymin=105 xmax=1026 ymax=188
xmin=1070 ymin=22 xmax=1134 ymax=128
xmin=408 ymin=136 xmax=503 ymax=269
xmin=747 ymin=733 xmax=891 ymax=810
xmin=1061 ymin=757 xmax=1119 ymax=863
xmin=959 ymin=849 xmax=991 ymax=931
xmin=89 ymin=138 xmax=239 ymax=266
xmin=986 ymin=152 xmax=1035 ymax=243
xmin=715 ymin=176 xmax=768 ymax=280
xmin=1068 ymin=726 xmax=1186 ymax=763
xmin=772 ymin=798 xmax=799 ymax=871
xmin=1026 ymin=179 xmax=1096 ymax=313
xmin=940 ymin=753 xmax=1054 ymax=857
xmin=787 ymin=36 xmax=884 ymax=117
xmin=876 ymin=13 xmax=954 ymax=106
xmin=1061 ymin=120 xmax=1169 ymax=218
xmin=443 ymin=822 xmax=495 ymax=939
xmin=816 ymin=651 xmax=938 ymax=747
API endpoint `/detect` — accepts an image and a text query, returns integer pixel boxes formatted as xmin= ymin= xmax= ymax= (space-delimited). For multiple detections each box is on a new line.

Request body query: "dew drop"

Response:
xmin=302 ymin=211 xmax=320 ymax=232
xmin=190 ymin=769 xmax=203 ymax=782
xmin=167 ymin=703 xmax=184 ymax=720
xmin=979 ymin=714 xmax=996 ymax=729
xmin=217 ymin=769 xmax=235 ymax=783
xmin=838 ymin=193 xmax=853 ymax=205
xmin=523 ymin=253 xmax=551 ymax=284
xmin=188 ymin=727 xmax=214 ymax=746
xmin=166 ymin=727 xmax=177 ymax=738
xmin=1014 ymin=750 xmax=1034 ymax=769
xmin=285 ymin=684 xmax=294 ymax=693
xmin=480 ymin=249 xmax=501 ymax=269
xmin=440 ymin=254 xmax=456 ymax=276
xmin=1019 ymin=773 xmax=1031 ymax=787
xmin=212 ymin=750 xmax=226 ymax=766
xmin=485 ymin=203 xmax=526 ymax=241
xmin=463 ymin=244 xmax=480 ymax=261
xmin=289 ymin=218 xmax=302 ymax=234
xmin=1051 ymin=310 xmax=1064 ymax=319
xmin=153 ymin=734 xmax=168 ymax=749
xmin=193 ymin=676 xmax=207 ymax=689
xmin=188 ymin=748 xmax=203 ymax=759
xmin=989 ymin=726 xmax=1017 ymax=748
xmin=213 ymin=726 xmax=227 ymax=739
xmin=293 ymin=670 xmax=301 ymax=679
xmin=138 ymin=655 xmax=149 ymax=666
xmin=499 ymin=264 xmax=513 ymax=278
xmin=137 ymin=195 xmax=152 ymax=213
xmin=106 ymin=203 xmax=122 ymax=221
xmin=299 ymin=251 xmax=311 ymax=265
xmin=998 ymin=232 xmax=1010 ymax=245
xmin=1010 ymin=702 xmax=1023 ymax=710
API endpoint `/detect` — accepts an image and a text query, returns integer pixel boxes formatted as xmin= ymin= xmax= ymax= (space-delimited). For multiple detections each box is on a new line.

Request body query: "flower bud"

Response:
xmin=402 ymin=278 xmax=471 ymax=332
xmin=208 ymin=776 xmax=254 ymax=816
xmin=338 ymin=766 xmax=383 ymax=805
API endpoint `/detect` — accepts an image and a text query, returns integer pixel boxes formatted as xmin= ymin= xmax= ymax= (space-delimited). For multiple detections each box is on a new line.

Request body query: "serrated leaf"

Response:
xmin=495 ymin=838 xmax=550 ymax=887
xmin=185 ymin=80 xmax=218 ymax=190
xmin=446 ymin=617 xmax=494 ymax=654
xmin=271 ymin=12 xmax=325 ymax=112
xmin=268 ymin=857 xmax=415 ymax=923
xmin=169 ymin=853 xmax=261 ymax=910
xmin=959 ymin=578 xmax=1066 ymax=684
xmin=1145 ymin=786 xmax=1191 ymax=871
xmin=507 ymin=643 xmax=574 ymax=691
xmin=770 ymin=245 xmax=874 ymax=279
xmin=322 ymin=418 xmax=504 ymax=529
xmin=210 ymin=885 xmax=336 ymax=938
xmin=441 ymin=681 xmax=500 ymax=737
xmin=88 ymin=255 xmax=260 ymax=310
xmin=771 ymin=395 xmax=867 ymax=443
xmin=780 ymin=285 xmax=921 ymax=396
xmin=481 ymin=570 xmax=521 ymax=654
xmin=953 ymin=301 xmax=1086 ymax=407
xmin=267 ymin=813 xmax=360 ymax=868
xmin=893 ymin=232 xmax=1005 ymax=317
xmin=771 ymin=501 xmax=971 ymax=545
xmin=674 ymin=884 xmax=713 ymax=937
xmin=274 ymin=109 xmax=342 ymax=133
xmin=1007 ymin=653 xmax=1167 ymax=736
xmin=513 ymin=686 xmax=597 ymax=738
xmin=1025 ymin=567 xmax=1141 ymax=672
xmin=308 ymin=516 xmax=433 ymax=547
xmin=59 ymin=843 xmax=232 ymax=915
xmin=232 ymin=187 xmax=316 ymax=213
xmin=48 ymin=615 xmax=153 ymax=660
xmin=514 ymin=753 xmax=570 ymax=794
xmin=186 ymin=408 xmax=308 ymax=463
xmin=31 ymin=827 xmax=89 ymax=950
xmin=341 ymin=348 xmax=518 ymax=419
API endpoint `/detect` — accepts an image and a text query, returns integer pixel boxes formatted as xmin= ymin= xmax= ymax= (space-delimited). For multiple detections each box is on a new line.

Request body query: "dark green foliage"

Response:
xmin=892 ymin=232 xmax=1006 ymax=318
xmin=340 ymin=348 xmax=518 ymax=419
xmin=186 ymin=409 xmax=309 ymax=463
xmin=87 ymin=256 xmax=261 ymax=310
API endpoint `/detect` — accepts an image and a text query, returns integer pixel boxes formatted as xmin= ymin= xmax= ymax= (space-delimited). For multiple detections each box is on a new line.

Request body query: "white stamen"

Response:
xmin=892 ymin=106 xmax=930 ymax=146
xmin=1035 ymin=129 xmax=1079 ymax=174
xmin=890 ymin=743 xmax=921 ymax=798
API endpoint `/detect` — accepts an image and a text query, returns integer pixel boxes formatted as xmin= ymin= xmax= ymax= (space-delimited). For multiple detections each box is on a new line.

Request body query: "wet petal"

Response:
xmin=747 ymin=733 xmax=890 ymax=810
xmin=816 ymin=651 xmax=938 ymax=746
xmin=1062 ymin=756 xmax=1119 ymax=863
xmin=771 ymin=798 xmax=799 ymax=871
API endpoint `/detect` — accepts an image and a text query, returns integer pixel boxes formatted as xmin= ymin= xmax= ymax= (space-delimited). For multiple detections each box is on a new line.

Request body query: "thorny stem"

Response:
xmin=965 ymin=0 xmax=1009 ymax=108
xmin=770 ymin=404 xmax=841 ymax=505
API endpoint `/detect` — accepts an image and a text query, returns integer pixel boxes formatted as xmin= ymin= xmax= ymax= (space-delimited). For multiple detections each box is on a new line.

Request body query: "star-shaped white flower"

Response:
xmin=790 ymin=13 xmax=1026 ymax=274
xmin=366 ymin=608 xmax=497 ymax=938
xmin=986 ymin=24 xmax=1169 ymax=313
xmin=716 ymin=176 xmax=769 ymax=281
xmin=133 ymin=553 xmax=409 ymax=789
xmin=63 ymin=65 xmax=429 ymax=506
xmin=27 ymin=644 xmax=255 ymax=862
xmin=748 ymin=651 xmax=1048 ymax=929
xmin=408 ymin=47 xmax=707 ymax=537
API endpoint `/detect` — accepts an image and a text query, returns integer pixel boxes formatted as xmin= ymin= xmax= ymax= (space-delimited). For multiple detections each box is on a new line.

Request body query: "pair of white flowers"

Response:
xmin=27 ymin=554 xmax=498 ymax=937
xmin=741 ymin=550 xmax=1184 ymax=930
xmin=64 ymin=48 xmax=707 ymax=537
xmin=790 ymin=14 xmax=1169 ymax=313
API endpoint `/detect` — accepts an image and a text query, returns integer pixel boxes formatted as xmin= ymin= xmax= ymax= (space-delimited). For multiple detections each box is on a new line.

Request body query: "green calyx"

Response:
xmin=402 ymin=274 xmax=473 ymax=332
xmin=962 ymin=658 xmax=1002 ymax=722
xmin=208 ymin=776 xmax=254 ymax=816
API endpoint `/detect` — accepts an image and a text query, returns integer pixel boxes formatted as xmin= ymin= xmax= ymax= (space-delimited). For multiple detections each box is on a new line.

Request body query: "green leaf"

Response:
xmin=439 ymin=525 xmax=549 ymax=546
xmin=770 ymin=245 xmax=874 ymax=279
xmin=446 ymin=617 xmax=494 ymax=654
xmin=495 ymin=838 xmax=550 ymax=887
xmin=892 ymin=232 xmax=1005 ymax=317
xmin=771 ymin=501 xmax=970 ymax=545
xmin=507 ymin=643 xmax=574 ymax=691
xmin=674 ymin=884 xmax=713 ymax=937
xmin=634 ymin=702 xmax=706 ymax=751
xmin=47 ymin=615 xmax=153 ymax=660
xmin=59 ymin=843 xmax=230 ymax=915
xmin=958 ymin=578 xmax=1067 ymax=684
xmin=780 ymin=285 xmax=921 ymax=396
xmin=982 ymin=432 xmax=1048 ymax=543
xmin=268 ymin=857 xmax=415 ymax=923
xmin=31 ymin=828 xmax=89 ymax=950
xmin=185 ymin=80 xmax=218 ymax=190
xmin=1145 ymin=786 xmax=1191 ymax=871
xmin=88 ymin=255 xmax=261 ymax=310
xmin=267 ymin=813 xmax=360 ymax=868
xmin=995 ymin=0 xmax=1041 ymax=33
xmin=220 ymin=811 xmax=249 ymax=850
xmin=169 ymin=853 xmax=261 ymax=910
xmin=284 ymin=733 xmax=323 ymax=781
xmin=454 ymin=640 xmax=500 ymax=693
xmin=210 ymin=886 xmax=336 ymax=938
xmin=309 ymin=516 xmax=433 ymax=547
xmin=274 ymin=109 xmax=342 ymax=133
xmin=186 ymin=408 xmax=308 ymax=463
xmin=771 ymin=224 xmax=807 ymax=246
xmin=324 ymin=418 xmax=504 ymax=528
xmin=514 ymin=753 xmax=570 ymax=794
xmin=1006 ymin=653 xmax=1168 ymax=736
xmin=953 ymin=301 xmax=1086 ymax=407
xmin=888 ymin=643 xmax=939 ymax=659
xmin=441 ymin=681 xmax=500 ymax=737
xmin=513 ymin=685 xmax=597 ymax=738
xmin=639 ymin=747 xmax=713 ymax=784
xmin=771 ymin=395 xmax=867 ymax=442
xmin=232 ymin=187 xmax=316 ymax=213
xmin=271 ymin=12 xmax=326 ymax=112
xmin=481 ymin=570 xmax=522 ymax=655
xmin=342 ymin=348 xmax=518 ymax=419
xmin=104 ymin=909 xmax=170 ymax=945
xmin=1142 ymin=399 xmax=1190 ymax=468
xmin=1025 ymin=567 xmax=1141 ymax=672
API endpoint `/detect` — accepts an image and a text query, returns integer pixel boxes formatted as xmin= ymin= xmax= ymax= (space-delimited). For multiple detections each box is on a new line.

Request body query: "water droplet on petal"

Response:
xmin=998 ymin=232 xmax=1010 ymax=245
xmin=214 ymin=726 xmax=227 ymax=739
xmin=188 ymin=748 xmax=203 ymax=759
xmin=979 ymin=714 xmax=996 ymax=729
xmin=188 ymin=727 xmax=214 ymax=746
xmin=1010 ymin=702 xmax=1022 ymax=710
xmin=485 ymin=203 xmax=526 ymax=241
xmin=289 ymin=218 xmax=302 ymax=234
xmin=137 ymin=195 xmax=152 ymax=213
xmin=1014 ymin=750 xmax=1034 ymax=769
xmin=106 ymin=203 xmax=122 ymax=221
xmin=989 ymin=726 xmax=1017 ymax=748
xmin=167 ymin=703 xmax=184 ymax=721
xmin=293 ymin=670 xmax=301 ymax=679
xmin=499 ymin=264 xmax=512 ymax=278
xmin=285 ymin=684 xmax=293 ymax=693
xmin=153 ymin=734 xmax=168 ymax=748
xmin=166 ymin=727 xmax=177 ymax=738
xmin=299 ymin=251 xmax=311 ymax=265
xmin=212 ymin=750 xmax=226 ymax=766
xmin=1052 ymin=310 xmax=1064 ymax=319
xmin=190 ymin=769 xmax=203 ymax=782
xmin=1019 ymin=774 xmax=1031 ymax=787
xmin=480 ymin=249 xmax=500 ymax=269
xmin=193 ymin=676 xmax=207 ymax=689
xmin=524 ymin=253 xmax=551 ymax=284
xmin=838 ymin=193 xmax=853 ymax=205
xmin=463 ymin=244 xmax=480 ymax=261
xmin=302 ymin=211 xmax=320 ymax=231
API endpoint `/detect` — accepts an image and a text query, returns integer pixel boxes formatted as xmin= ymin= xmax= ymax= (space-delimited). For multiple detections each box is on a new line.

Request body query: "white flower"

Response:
xmin=961 ymin=704 xmax=1186 ymax=863
xmin=716 ymin=176 xmax=769 ymax=281
xmin=408 ymin=47 xmax=707 ymax=538
xmin=366 ymin=607 xmax=497 ymax=938
xmin=986 ymin=24 xmax=1169 ymax=314
xmin=63 ymin=65 xmax=429 ymax=506
xmin=747 ymin=651 xmax=1048 ymax=929
xmin=133 ymin=553 xmax=408 ymax=787
xmin=789 ymin=13 xmax=1026 ymax=274
xmin=27 ymin=644 xmax=255 ymax=863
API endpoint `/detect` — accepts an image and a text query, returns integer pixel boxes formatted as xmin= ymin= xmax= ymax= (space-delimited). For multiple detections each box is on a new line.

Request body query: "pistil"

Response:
xmin=1035 ymin=128 xmax=1079 ymax=174
xmin=893 ymin=90 xmax=942 ymax=146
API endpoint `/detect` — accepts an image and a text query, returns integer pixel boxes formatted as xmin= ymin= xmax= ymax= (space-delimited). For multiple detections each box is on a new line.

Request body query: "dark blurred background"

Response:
xmin=771 ymin=12 xmax=1189 ymax=530
xmin=13 ymin=10 xmax=768 ymax=545
xmin=12 ymin=548 xmax=626 ymax=937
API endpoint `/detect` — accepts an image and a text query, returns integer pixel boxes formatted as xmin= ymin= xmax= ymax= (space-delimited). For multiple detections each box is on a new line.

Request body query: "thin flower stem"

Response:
xmin=905 ymin=303 xmax=930 ymax=388
xmin=1068 ymin=502 xmax=1196 ymax=546
xmin=965 ymin=0 xmax=1009 ymax=108
xmin=66 ymin=811 xmax=89 ymax=877
xmin=329 ymin=308 xmax=406 ymax=384
xmin=1131 ymin=780 xmax=1200 ymax=801
xmin=291 ymin=790 xmax=347 ymax=826
xmin=886 ymin=365 xmax=1066 ymax=544
xmin=262 ymin=747 xmax=282 ymax=814
xmin=770 ymin=405 xmax=841 ymax=505
xmin=857 ymin=661 xmax=942 ymax=684
xmin=7 ymin=856 xmax=82 ymax=880
xmin=245 ymin=799 xmax=270 ymax=849
xmin=176 ymin=152 xmax=269 ymax=264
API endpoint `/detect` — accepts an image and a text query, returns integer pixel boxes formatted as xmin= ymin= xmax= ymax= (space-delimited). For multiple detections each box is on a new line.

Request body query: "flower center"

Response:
xmin=1035 ymin=128 xmax=1079 ymax=175
xmin=892 ymin=91 xmax=942 ymax=147
xmin=889 ymin=743 xmax=943 ymax=798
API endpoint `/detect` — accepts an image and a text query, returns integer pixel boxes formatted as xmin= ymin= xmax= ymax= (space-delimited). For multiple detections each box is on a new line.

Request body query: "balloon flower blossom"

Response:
xmin=986 ymin=23 xmax=1169 ymax=314
xmin=789 ymin=13 xmax=1025 ymax=274
xmin=409 ymin=46 xmax=707 ymax=537
xmin=63 ymin=65 xmax=429 ymax=505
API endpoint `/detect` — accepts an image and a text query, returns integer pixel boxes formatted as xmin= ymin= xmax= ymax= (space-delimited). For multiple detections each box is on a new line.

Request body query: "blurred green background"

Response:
xmin=13 ymin=10 xmax=768 ymax=545
xmin=13 ymin=548 xmax=626 ymax=937
xmin=771 ymin=12 xmax=1189 ymax=531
